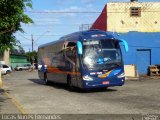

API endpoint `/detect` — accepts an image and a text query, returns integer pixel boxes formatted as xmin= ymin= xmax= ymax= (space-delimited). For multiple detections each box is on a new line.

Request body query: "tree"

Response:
xmin=26 ymin=51 xmax=37 ymax=64
xmin=10 ymin=45 xmax=25 ymax=55
xmin=0 ymin=0 xmax=33 ymax=52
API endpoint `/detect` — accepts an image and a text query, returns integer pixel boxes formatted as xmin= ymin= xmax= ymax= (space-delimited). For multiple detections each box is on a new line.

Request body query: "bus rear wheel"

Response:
xmin=44 ymin=73 xmax=50 ymax=85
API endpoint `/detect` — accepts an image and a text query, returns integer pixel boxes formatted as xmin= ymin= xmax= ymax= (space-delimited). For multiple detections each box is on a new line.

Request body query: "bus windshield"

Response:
xmin=82 ymin=39 xmax=122 ymax=70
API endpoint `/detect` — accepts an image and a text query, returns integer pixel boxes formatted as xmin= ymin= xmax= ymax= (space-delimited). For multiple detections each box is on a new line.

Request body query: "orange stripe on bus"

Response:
xmin=47 ymin=67 xmax=80 ymax=75
xmin=98 ymin=70 xmax=112 ymax=78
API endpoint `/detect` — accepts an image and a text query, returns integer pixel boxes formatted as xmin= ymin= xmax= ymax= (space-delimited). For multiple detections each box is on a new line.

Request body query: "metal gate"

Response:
xmin=136 ymin=49 xmax=151 ymax=74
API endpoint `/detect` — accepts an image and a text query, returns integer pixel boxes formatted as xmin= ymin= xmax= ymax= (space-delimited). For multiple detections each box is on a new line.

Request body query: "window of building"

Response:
xmin=130 ymin=7 xmax=141 ymax=17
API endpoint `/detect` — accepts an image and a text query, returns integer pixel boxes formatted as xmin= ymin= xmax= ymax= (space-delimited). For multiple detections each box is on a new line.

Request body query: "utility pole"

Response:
xmin=29 ymin=48 xmax=31 ymax=63
xmin=0 ymin=68 xmax=2 ymax=88
xmin=31 ymin=34 xmax=34 ymax=52
xmin=31 ymin=34 xmax=34 ymax=66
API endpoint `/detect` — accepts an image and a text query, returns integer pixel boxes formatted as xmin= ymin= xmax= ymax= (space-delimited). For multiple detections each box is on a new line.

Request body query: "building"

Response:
xmin=0 ymin=50 xmax=30 ymax=69
xmin=0 ymin=50 xmax=10 ymax=66
xmin=91 ymin=0 xmax=160 ymax=74
xmin=10 ymin=54 xmax=30 ymax=69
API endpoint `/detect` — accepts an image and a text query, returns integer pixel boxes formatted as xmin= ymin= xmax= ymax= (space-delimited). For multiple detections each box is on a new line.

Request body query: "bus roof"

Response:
xmin=38 ymin=29 xmax=115 ymax=49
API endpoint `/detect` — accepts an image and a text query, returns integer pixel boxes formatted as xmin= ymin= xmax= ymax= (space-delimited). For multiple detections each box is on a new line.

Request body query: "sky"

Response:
xmin=15 ymin=0 xmax=159 ymax=52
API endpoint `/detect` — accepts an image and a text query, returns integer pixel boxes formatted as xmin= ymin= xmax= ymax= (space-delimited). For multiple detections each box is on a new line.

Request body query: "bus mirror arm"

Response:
xmin=118 ymin=39 xmax=129 ymax=52
xmin=77 ymin=41 xmax=83 ymax=55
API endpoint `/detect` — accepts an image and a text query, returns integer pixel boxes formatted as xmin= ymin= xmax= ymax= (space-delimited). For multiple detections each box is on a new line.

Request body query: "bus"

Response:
xmin=38 ymin=30 xmax=128 ymax=90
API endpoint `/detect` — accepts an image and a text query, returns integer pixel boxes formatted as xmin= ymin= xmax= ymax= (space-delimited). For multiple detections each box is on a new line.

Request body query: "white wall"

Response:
xmin=107 ymin=2 xmax=160 ymax=32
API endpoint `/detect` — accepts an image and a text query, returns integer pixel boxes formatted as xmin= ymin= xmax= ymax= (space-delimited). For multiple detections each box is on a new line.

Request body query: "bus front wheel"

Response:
xmin=67 ymin=75 xmax=74 ymax=91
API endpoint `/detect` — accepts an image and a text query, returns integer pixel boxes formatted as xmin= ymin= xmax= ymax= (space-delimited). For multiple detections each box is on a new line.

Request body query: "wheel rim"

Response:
xmin=45 ymin=77 xmax=48 ymax=84
xmin=67 ymin=76 xmax=71 ymax=86
xmin=68 ymin=79 xmax=72 ymax=87
xmin=6 ymin=71 xmax=10 ymax=74
xmin=67 ymin=75 xmax=74 ymax=91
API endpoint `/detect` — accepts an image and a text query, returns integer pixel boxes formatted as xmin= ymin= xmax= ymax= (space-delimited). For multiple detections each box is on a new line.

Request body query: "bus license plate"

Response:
xmin=102 ymin=81 xmax=109 ymax=85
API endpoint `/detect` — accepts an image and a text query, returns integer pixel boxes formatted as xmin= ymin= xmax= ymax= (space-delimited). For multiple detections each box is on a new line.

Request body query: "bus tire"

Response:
xmin=103 ymin=87 xmax=108 ymax=90
xmin=44 ymin=73 xmax=50 ymax=85
xmin=6 ymin=70 xmax=11 ymax=74
xmin=67 ymin=75 xmax=74 ymax=91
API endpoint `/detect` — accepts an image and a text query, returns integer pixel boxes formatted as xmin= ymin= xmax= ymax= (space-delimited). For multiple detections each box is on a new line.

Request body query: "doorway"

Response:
xmin=136 ymin=49 xmax=151 ymax=74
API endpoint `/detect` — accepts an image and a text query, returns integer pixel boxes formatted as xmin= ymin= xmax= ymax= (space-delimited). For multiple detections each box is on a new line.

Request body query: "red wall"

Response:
xmin=90 ymin=5 xmax=107 ymax=31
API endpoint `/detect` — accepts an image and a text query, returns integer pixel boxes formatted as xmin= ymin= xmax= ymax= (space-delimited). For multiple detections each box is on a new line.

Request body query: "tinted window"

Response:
xmin=67 ymin=42 xmax=76 ymax=47
xmin=101 ymin=40 xmax=116 ymax=49
xmin=3 ymin=65 xmax=9 ymax=68
xmin=83 ymin=39 xmax=122 ymax=70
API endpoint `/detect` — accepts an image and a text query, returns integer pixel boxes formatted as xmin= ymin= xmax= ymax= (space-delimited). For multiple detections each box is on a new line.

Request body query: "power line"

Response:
xmin=25 ymin=10 xmax=160 ymax=14
xmin=17 ymin=34 xmax=63 ymax=36
xmin=26 ymin=23 xmax=88 ymax=25
xmin=17 ymin=33 xmax=31 ymax=41
xmin=22 ymin=24 xmax=87 ymax=28
xmin=26 ymin=11 xmax=101 ymax=14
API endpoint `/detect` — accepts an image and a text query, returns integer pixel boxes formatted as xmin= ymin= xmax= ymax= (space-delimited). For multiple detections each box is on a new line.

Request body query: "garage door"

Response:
xmin=136 ymin=49 xmax=151 ymax=74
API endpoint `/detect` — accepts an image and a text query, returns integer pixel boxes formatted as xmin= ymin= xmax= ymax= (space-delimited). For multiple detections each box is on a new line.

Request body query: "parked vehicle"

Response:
xmin=33 ymin=63 xmax=38 ymax=69
xmin=15 ymin=64 xmax=31 ymax=71
xmin=0 ymin=64 xmax=12 ymax=74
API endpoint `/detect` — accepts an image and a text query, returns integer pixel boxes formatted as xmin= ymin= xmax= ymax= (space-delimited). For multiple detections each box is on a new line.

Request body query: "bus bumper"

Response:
xmin=81 ymin=77 xmax=125 ymax=89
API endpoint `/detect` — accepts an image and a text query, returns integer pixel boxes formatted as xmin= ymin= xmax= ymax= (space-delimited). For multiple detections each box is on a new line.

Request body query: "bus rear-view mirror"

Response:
xmin=77 ymin=41 xmax=83 ymax=55
xmin=118 ymin=39 xmax=128 ymax=52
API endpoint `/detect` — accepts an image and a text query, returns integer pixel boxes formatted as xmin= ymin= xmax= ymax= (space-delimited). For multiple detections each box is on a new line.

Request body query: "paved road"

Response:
xmin=0 ymin=89 xmax=20 ymax=114
xmin=1 ymin=71 xmax=160 ymax=119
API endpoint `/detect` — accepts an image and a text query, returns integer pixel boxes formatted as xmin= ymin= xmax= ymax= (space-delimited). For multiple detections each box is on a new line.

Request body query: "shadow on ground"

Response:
xmin=28 ymin=79 xmax=117 ymax=93
xmin=0 ymin=89 xmax=5 ymax=112
xmin=0 ymin=89 xmax=10 ymax=113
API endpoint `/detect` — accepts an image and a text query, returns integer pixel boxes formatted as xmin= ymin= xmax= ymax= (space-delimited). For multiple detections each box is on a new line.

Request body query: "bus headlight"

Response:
xmin=83 ymin=75 xmax=93 ymax=81
xmin=117 ymin=73 xmax=125 ymax=78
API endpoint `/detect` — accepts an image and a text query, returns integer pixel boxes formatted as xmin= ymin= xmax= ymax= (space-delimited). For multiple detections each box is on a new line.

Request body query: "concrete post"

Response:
xmin=3 ymin=49 xmax=10 ymax=66
xmin=0 ymin=70 xmax=2 ymax=88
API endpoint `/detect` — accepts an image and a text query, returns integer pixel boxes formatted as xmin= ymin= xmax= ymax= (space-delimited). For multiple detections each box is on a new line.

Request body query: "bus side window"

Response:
xmin=66 ymin=50 xmax=73 ymax=59
xmin=52 ymin=53 xmax=58 ymax=67
xmin=65 ymin=42 xmax=76 ymax=71
xmin=52 ymin=51 xmax=65 ymax=68
xmin=58 ymin=51 xmax=66 ymax=69
xmin=66 ymin=42 xmax=76 ymax=61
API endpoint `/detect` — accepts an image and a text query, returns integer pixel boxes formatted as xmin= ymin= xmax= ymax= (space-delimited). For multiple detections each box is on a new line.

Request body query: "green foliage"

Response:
xmin=0 ymin=33 xmax=17 ymax=52
xmin=26 ymin=51 xmax=37 ymax=63
xmin=10 ymin=44 xmax=25 ymax=55
xmin=0 ymin=0 xmax=33 ymax=53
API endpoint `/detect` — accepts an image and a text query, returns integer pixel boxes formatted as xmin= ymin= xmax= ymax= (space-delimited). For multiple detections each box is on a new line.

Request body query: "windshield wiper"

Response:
xmin=104 ymin=62 xmax=122 ymax=69
xmin=110 ymin=63 xmax=122 ymax=68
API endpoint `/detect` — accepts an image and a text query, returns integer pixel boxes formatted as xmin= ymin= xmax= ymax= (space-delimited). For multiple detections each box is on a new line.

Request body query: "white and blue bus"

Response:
xmin=38 ymin=30 xmax=128 ymax=90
